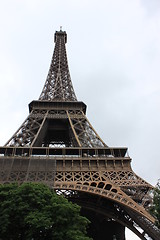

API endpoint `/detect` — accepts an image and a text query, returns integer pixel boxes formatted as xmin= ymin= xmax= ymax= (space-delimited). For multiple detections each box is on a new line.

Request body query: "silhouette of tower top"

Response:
xmin=39 ymin=30 xmax=77 ymax=102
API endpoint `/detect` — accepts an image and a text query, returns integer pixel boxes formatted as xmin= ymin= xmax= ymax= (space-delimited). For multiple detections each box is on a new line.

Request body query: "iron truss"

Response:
xmin=1 ymin=29 xmax=160 ymax=239
xmin=39 ymin=30 xmax=77 ymax=101
xmin=5 ymin=106 xmax=106 ymax=148
xmin=0 ymin=146 xmax=160 ymax=239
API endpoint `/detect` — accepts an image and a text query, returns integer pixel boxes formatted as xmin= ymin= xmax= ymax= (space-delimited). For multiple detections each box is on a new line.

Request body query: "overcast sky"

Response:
xmin=0 ymin=1 xmax=160 ymax=239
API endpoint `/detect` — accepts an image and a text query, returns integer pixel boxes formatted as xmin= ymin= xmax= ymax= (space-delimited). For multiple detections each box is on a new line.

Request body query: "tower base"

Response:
xmin=82 ymin=209 xmax=125 ymax=240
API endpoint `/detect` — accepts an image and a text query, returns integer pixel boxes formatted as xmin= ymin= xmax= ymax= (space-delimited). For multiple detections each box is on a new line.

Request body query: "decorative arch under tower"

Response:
xmin=0 ymin=29 xmax=160 ymax=240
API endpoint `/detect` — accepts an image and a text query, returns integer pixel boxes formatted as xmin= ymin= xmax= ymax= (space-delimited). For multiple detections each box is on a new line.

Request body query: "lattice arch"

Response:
xmin=53 ymin=182 xmax=154 ymax=222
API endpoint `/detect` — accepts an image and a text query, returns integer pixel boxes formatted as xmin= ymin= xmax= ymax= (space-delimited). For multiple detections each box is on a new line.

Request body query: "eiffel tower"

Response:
xmin=0 ymin=29 xmax=160 ymax=240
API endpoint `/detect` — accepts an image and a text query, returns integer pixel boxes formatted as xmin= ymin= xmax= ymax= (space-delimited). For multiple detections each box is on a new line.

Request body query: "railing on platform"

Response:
xmin=0 ymin=146 xmax=129 ymax=158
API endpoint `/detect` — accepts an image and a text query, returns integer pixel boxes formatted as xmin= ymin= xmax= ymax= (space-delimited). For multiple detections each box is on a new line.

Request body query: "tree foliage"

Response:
xmin=0 ymin=183 xmax=92 ymax=240
xmin=150 ymin=180 xmax=160 ymax=228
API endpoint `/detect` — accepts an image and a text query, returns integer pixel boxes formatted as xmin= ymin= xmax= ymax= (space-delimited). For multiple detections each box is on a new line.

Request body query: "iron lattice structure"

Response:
xmin=0 ymin=29 xmax=160 ymax=240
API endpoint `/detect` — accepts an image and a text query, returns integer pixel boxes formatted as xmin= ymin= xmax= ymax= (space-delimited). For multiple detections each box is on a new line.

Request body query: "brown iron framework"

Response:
xmin=0 ymin=29 xmax=160 ymax=239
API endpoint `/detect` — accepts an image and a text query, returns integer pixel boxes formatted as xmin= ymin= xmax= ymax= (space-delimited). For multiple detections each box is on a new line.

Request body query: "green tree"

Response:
xmin=150 ymin=180 xmax=160 ymax=228
xmin=0 ymin=183 xmax=92 ymax=240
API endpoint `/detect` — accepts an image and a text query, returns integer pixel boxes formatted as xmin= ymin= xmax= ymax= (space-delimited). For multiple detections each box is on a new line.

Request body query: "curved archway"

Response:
xmin=54 ymin=182 xmax=159 ymax=240
xmin=54 ymin=182 xmax=153 ymax=222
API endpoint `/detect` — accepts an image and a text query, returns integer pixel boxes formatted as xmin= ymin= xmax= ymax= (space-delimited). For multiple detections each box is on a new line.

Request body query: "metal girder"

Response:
xmin=5 ymin=108 xmax=107 ymax=148
xmin=1 ymin=29 xmax=159 ymax=239
xmin=63 ymin=192 xmax=160 ymax=240
xmin=5 ymin=110 xmax=47 ymax=147
xmin=39 ymin=30 xmax=77 ymax=101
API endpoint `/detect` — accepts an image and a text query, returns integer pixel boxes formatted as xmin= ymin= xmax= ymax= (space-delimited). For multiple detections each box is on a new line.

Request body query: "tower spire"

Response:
xmin=39 ymin=30 xmax=77 ymax=101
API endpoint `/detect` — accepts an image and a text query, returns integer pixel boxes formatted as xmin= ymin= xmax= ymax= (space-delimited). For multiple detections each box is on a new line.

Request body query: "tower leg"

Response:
xmin=83 ymin=210 xmax=125 ymax=240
